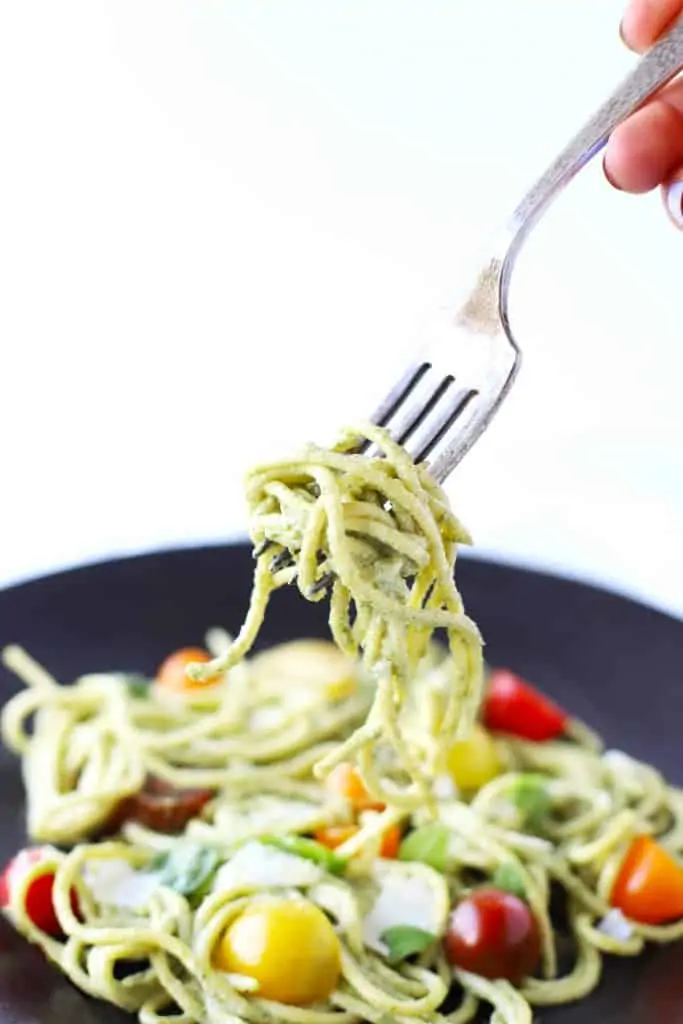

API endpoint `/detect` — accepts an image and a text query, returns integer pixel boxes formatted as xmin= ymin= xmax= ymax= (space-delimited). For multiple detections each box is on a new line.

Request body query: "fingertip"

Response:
xmin=620 ymin=0 xmax=683 ymax=53
xmin=605 ymin=101 xmax=683 ymax=193
xmin=620 ymin=5 xmax=649 ymax=53
xmin=605 ymin=126 xmax=655 ymax=194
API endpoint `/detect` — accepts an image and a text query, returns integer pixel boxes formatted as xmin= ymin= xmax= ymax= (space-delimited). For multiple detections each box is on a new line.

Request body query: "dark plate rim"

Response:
xmin=1 ymin=540 xmax=680 ymax=631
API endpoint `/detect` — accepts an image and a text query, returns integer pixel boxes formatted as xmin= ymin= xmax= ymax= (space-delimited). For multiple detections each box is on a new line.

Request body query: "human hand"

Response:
xmin=604 ymin=0 xmax=683 ymax=226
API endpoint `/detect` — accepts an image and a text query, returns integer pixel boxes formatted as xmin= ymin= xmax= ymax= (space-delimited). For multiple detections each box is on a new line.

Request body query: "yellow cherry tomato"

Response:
xmin=446 ymin=724 xmax=502 ymax=791
xmin=252 ymin=639 xmax=357 ymax=701
xmin=213 ymin=898 xmax=341 ymax=1005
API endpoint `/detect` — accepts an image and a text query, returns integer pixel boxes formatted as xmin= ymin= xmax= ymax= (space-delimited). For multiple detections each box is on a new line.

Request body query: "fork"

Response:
xmin=363 ymin=15 xmax=683 ymax=486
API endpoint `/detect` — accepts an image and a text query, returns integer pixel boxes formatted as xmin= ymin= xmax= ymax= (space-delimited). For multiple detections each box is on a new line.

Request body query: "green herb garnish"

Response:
xmin=149 ymin=843 xmax=221 ymax=902
xmin=120 ymin=674 xmax=152 ymax=699
xmin=259 ymin=835 xmax=346 ymax=874
xmin=491 ymin=861 xmax=527 ymax=900
xmin=398 ymin=824 xmax=450 ymax=872
xmin=381 ymin=925 xmax=437 ymax=964
xmin=508 ymin=773 xmax=551 ymax=833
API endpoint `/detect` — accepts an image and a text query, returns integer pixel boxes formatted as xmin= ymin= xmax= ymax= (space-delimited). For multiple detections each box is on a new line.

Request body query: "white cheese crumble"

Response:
xmin=83 ymin=858 xmax=159 ymax=910
xmin=433 ymin=774 xmax=457 ymax=800
xmin=597 ymin=908 xmax=634 ymax=941
xmin=212 ymin=841 xmax=323 ymax=892
xmin=213 ymin=796 xmax=321 ymax=841
xmin=362 ymin=870 xmax=442 ymax=954
xmin=249 ymin=706 xmax=287 ymax=731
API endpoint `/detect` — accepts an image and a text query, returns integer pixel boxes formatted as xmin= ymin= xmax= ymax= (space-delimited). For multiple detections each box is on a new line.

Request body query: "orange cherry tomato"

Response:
xmin=155 ymin=648 xmax=222 ymax=692
xmin=324 ymin=763 xmax=385 ymax=812
xmin=315 ymin=824 xmax=401 ymax=860
xmin=611 ymin=834 xmax=683 ymax=924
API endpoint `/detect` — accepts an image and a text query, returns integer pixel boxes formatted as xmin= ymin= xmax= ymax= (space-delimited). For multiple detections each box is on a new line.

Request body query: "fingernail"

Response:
xmin=662 ymin=176 xmax=683 ymax=230
xmin=602 ymin=156 xmax=623 ymax=191
xmin=618 ymin=18 xmax=626 ymax=45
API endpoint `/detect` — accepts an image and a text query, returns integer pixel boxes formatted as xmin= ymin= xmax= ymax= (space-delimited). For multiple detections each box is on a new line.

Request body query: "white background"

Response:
xmin=1 ymin=0 xmax=682 ymax=617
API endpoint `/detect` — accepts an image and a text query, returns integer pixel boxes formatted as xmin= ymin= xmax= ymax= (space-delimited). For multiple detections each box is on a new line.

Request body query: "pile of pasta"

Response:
xmin=2 ymin=425 xmax=683 ymax=1024
xmin=3 ymin=634 xmax=683 ymax=1024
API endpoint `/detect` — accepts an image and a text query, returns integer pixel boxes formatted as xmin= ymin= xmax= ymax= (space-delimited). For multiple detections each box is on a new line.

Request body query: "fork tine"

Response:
xmin=409 ymin=387 xmax=479 ymax=464
xmin=371 ymin=362 xmax=430 ymax=432
xmin=392 ymin=372 xmax=456 ymax=448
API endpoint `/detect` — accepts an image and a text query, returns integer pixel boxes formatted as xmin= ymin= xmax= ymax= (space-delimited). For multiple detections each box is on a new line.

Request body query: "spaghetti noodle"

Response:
xmin=1 ymin=427 xmax=683 ymax=1024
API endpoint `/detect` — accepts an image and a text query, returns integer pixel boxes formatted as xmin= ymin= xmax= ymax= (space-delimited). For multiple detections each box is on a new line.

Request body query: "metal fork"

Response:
xmin=364 ymin=15 xmax=683 ymax=486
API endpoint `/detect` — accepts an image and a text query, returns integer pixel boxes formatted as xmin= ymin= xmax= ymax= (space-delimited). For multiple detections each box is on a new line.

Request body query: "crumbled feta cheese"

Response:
xmin=213 ymin=796 xmax=321 ymax=841
xmin=362 ymin=868 xmax=443 ymax=954
xmin=597 ymin=908 xmax=634 ymax=942
xmin=83 ymin=858 xmax=159 ymax=910
xmin=249 ymin=706 xmax=286 ymax=731
xmin=433 ymin=774 xmax=457 ymax=800
xmin=212 ymin=841 xmax=323 ymax=892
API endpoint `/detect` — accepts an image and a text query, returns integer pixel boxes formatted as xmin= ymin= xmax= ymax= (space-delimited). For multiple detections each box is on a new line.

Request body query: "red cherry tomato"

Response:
xmin=443 ymin=887 xmax=541 ymax=983
xmin=0 ymin=848 xmax=77 ymax=937
xmin=482 ymin=669 xmax=568 ymax=742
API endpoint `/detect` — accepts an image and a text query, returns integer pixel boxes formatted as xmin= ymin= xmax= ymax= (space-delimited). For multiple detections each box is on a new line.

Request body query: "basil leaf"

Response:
xmin=381 ymin=925 xmax=437 ymax=964
xmin=398 ymin=824 xmax=450 ymax=872
xmin=150 ymin=843 xmax=221 ymax=900
xmin=120 ymin=674 xmax=152 ymax=699
xmin=508 ymin=774 xmax=551 ymax=833
xmin=259 ymin=835 xmax=346 ymax=875
xmin=491 ymin=862 xmax=527 ymax=900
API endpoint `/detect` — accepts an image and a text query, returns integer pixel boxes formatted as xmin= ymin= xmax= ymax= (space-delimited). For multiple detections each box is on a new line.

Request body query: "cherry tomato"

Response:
xmin=315 ymin=824 xmax=401 ymax=859
xmin=443 ymin=887 xmax=541 ymax=982
xmin=0 ymin=848 xmax=78 ymax=937
xmin=482 ymin=669 xmax=568 ymax=742
xmin=325 ymin=763 xmax=385 ymax=812
xmin=125 ymin=777 xmax=214 ymax=834
xmin=214 ymin=898 xmax=341 ymax=1005
xmin=252 ymin=640 xmax=357 ymax=701
xmin=156 ymin=648 xmax=222 ymax=692
xmin=446 ymin=724 xmax=502 ymax=791
xmin=611 ymin=834 xmax=683 ymax=924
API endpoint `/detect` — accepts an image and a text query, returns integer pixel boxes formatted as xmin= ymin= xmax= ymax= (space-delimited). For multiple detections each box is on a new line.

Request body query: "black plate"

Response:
xmin=0 ymin=543 xmax=682 ymax=1024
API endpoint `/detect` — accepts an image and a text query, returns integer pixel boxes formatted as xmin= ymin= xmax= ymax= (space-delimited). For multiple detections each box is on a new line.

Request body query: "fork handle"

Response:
xmin=508 ymin=14 xmax=683 ymax=247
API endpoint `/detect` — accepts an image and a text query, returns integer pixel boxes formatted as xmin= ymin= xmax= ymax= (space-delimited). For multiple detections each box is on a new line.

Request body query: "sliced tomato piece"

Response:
xmin=315 ymin=823 xmax=402 ymax=859
xmin=324 ymin=763 xmax=385 ymax=812
xmin=104 ymin=778 xmax=214 ymax=835
xmin=127 ymin=778 xmax=214 ymax=833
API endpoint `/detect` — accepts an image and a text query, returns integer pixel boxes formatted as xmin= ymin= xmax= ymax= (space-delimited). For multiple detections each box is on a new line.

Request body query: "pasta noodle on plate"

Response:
xmin=2 ymin=425 xmax=683 ymax=1024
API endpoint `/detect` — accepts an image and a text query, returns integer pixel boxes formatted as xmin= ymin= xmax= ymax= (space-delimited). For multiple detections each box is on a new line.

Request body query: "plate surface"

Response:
xmin=0 ymin=544 xmax=682 ymax=1023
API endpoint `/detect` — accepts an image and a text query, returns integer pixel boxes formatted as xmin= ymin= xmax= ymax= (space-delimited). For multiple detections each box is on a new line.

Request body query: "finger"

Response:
xmin=620 ymin=0 xmax=683 ymax=53
xmin=604 ymin=77 xmax=683 ymax=192
xmin=662 ymin=172 xmax=683 ymax=228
